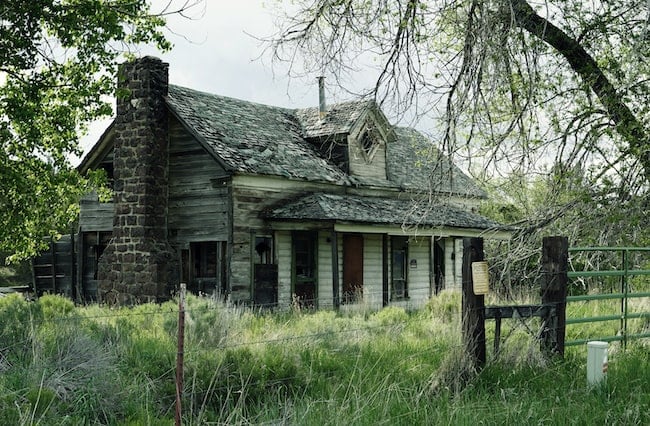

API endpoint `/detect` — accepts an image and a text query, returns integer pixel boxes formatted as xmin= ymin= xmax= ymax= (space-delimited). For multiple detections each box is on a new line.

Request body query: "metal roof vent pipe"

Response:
xmin=318 ymin=76 xmax=326 ymax=119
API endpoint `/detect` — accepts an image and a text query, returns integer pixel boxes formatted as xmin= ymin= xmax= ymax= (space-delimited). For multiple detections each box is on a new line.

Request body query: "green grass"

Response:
xmin=0 ymin=291 xmax=648 ymax=425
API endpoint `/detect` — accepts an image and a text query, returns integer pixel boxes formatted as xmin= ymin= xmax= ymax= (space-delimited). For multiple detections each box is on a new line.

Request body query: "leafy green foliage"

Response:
xmin=0 ymin=0 xmax=176 ymax=261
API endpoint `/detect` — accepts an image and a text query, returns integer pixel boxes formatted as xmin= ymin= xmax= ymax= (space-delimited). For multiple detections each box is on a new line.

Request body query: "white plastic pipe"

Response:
xmin=586 ymin=341 xmax=608 ymax=386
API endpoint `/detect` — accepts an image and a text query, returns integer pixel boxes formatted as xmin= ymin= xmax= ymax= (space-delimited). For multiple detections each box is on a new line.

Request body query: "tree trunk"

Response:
xmin=509 ymin=0 xmax=650 ymax=181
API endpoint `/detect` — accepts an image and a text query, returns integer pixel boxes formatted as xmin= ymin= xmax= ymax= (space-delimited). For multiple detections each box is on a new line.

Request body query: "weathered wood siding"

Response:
xmin=362 ymin=233 xmax=383 ymax=309
xmin=230 ymin=176 xmax=338 ymax=302
xmin=440 ymin=237 xmax=464 ymax=290
xmin=79 ymin=193 xmax=113 ymax=232
xmin=276 ymin=230 xmax=292 ymax=308
xmin=347 ymin=116 xmax=388 ymax=180
xmin=317 ymin=231 xmax=333 ymax=308
xmin=167 ymin=118 xmax=230 ymax=247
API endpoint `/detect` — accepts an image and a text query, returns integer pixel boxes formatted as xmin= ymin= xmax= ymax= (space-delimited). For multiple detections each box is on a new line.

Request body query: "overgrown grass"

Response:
xmin=0 ymin=291 xmax=648 ymax=425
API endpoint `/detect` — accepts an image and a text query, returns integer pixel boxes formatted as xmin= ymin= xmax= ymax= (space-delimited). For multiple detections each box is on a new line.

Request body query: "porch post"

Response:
xmin=382 ymin=234 xmax=389 ymax=306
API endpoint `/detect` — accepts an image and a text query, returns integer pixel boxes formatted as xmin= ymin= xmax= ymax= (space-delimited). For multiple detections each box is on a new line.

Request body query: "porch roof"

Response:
xmin=263 ymin=193 xmax=505 ymax=230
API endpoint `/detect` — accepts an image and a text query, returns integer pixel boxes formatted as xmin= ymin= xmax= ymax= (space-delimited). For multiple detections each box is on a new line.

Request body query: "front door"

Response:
xmin=253 ymin=236 xmax=277 ymax=307
xmin=343 ymin=234 xmax=364 ymax=303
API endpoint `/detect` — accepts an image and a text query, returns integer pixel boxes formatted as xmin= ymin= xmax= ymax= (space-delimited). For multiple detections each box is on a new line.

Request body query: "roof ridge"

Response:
xmin=169 ymin=84 xmax=375 ymax=115
xmin=168 ymin=84 xmax=295 ymax=113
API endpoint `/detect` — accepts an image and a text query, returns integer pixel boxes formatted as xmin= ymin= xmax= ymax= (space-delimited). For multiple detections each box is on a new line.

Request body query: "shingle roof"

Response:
xmin=165 ymin=84 xmax=486 ymax=198
xmin=295 ymin=101 xmax=371 ymax=138
xmin=166 ymin=85 xmax=349 ymax=184
xmin=264 ymin=193 xmax=504 ymax=230
xmin=388 ymin=127 xmax=487 ymax=198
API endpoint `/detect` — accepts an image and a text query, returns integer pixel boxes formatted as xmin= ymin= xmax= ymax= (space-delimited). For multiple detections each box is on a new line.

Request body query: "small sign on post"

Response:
xmin=471 ymin=261 xmax=490 ymax=295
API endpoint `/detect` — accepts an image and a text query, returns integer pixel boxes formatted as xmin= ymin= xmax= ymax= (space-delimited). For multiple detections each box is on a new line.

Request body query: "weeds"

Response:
xmin=0 ymin=293 xmax=647 ymax=424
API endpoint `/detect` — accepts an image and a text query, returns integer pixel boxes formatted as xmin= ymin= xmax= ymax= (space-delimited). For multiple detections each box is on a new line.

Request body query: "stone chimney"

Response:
xmin=98 ymin=56 xmax=178 ymax=304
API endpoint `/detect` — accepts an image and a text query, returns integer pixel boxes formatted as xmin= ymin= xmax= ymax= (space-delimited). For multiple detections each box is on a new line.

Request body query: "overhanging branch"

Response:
xmin=509 ymin=0 xmax=650 ymax=181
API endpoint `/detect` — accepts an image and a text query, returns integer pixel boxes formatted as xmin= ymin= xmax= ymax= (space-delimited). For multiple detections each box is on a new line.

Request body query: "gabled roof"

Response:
xmin=166 ymin=85 xmax=349 ymax=184
xmin=388 ymin=127 xmax=487 ymax=198
xmin=81 ymin=83 xmax=487 ymax=198
xmin=166 ymin=85 xmax=486 ymax=198
xmin=263 ymin=193 xmax=503 ymax=230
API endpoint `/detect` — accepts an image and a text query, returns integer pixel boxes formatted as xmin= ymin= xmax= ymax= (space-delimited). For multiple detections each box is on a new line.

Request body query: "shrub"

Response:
xmin=425 ymin=290 xmax=460 ymax=322
xmin=371 ymin=306 xmax=409 ymax=326
xmin=38 ymin=294 xmax=74 ymax=320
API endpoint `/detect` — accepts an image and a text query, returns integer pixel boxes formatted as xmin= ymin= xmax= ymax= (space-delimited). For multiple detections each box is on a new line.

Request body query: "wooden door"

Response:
xmin=292 ymin=231 xmax=317 ymax=308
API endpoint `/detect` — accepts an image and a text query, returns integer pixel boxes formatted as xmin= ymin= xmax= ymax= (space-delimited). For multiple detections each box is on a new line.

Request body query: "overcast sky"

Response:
xmin=77 ymin=0 xmax=374 ymax=163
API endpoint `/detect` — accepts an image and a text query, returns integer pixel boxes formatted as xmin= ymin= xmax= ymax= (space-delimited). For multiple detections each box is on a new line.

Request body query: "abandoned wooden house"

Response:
xmin=33 ymin=56 xmax=509 ymax=308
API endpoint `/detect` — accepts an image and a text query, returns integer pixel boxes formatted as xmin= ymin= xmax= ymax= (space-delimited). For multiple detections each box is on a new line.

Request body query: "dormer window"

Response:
xmin=359 ymin=125 xmax=380 ymax=161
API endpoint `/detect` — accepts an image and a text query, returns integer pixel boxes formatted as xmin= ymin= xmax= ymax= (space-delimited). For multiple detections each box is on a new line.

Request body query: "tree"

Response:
xmin=0 ymin=0 xmax=200 ymax=261
xmin=267 ymin=0 xmax=649 ymax=262
xmin=268 ymin=0 xmax=649 ymax=188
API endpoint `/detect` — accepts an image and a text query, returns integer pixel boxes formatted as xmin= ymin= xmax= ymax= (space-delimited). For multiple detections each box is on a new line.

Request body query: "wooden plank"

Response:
xmin=485 ymin=304 xmax=555 ymax=319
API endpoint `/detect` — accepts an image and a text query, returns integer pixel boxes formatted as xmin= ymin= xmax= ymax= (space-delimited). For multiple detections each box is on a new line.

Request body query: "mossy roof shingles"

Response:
xmin=166 ymin=84 xmax=486 ymax=198
xmin=264 ymin=193 xmax=502 ymax=230
xmin=295 ymin=100 xmax=371 ymax=138
xmin=166 ymin=85 xmax=349 ymax=184
xmin=388 ymin=127 xmax=487 ymax=198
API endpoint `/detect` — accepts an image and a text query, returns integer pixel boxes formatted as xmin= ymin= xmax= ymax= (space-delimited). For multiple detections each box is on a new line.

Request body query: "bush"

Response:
xmin=38 ymin=294 xmax=75 ymax=320
xmin=371 ymin=306 xmax=409 ymax=326
xmin=425 ymin=290 xmax=461 ymax=322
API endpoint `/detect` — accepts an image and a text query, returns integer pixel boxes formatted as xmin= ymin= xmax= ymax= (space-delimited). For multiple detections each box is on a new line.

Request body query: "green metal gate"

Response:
xmin=565 ymin=247 xmax=650 ymax=347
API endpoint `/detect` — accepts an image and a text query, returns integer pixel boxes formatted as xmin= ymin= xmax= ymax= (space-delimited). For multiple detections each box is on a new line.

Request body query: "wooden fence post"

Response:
xmin=462 ymin=237 xmax=486 ymax=368
xmin=541 ymin=236 xmax=568 ymax=357
xmin=175 ymin=283 xmax=186 ymax=426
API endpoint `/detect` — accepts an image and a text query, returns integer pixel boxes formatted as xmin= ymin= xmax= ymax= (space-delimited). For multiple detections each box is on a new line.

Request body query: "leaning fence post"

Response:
xmin=541 ymin=236 xmax=568 ymax=357
xmin=462 ymin=237 xmax=486 ymax=369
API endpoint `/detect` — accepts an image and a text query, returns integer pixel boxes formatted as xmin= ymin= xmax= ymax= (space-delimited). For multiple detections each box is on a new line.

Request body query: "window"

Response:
xmin=292 ymin=231 xmax=317 ymax=307
xmin=81 ymin=231 xmax=112 ymax=301
xmin=391 ymin=236 xmax=408 ymax=300
xmin=185 ymin=241 xmax=227 ymax=296
xmin=359 ymin=124 xmax=380 ymax=161
xmin=254 ymin=236 xmax=273 ymax=264
xmin=253 ymin=235 xmax=277 ymax=306
xmin=82 ymin=232 xmax=111 ymax=280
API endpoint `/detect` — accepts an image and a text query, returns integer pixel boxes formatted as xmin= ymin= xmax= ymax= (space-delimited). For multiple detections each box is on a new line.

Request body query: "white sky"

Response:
xmin=77 ymin=0 xmax=377 ymax=163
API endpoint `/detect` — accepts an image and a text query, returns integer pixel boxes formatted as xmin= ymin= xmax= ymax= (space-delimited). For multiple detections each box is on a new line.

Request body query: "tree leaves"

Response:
xmin=0 ymin=0 xmax=192 ymax=260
